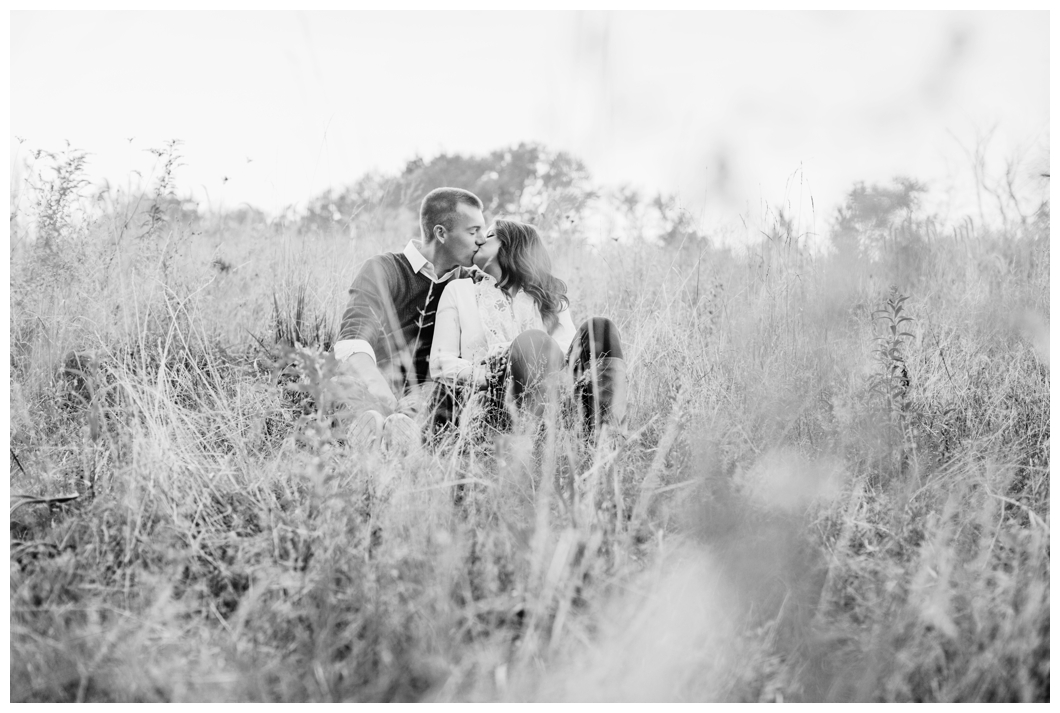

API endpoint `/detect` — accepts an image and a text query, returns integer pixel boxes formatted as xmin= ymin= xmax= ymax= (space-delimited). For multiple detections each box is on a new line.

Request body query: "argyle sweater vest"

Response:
xmin=339 ymin=252 xmax=465 ymax=394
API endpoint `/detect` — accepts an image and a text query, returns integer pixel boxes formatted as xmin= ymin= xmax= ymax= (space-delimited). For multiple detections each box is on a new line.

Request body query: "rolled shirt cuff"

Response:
xmin=334 ymin=339 xmax=377 ymax=365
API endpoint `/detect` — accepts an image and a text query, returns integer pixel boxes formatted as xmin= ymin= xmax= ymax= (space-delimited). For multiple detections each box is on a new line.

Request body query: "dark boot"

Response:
xmin=578 ymin=357 xmax=628 ymax=437
xmin=509 ymin=329 xmax=566 ymax=419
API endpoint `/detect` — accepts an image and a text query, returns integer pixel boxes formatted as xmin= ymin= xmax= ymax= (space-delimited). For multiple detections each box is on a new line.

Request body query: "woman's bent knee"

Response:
xmin=509 ymin=330 xmax=565 ymax=390
xmin=512 ymin=329 xmax=555 ymax=351
xmin=511 ymin=330 xmax=564 ymax=367
xmin=576 ymin=317 xmax=623 ymax=361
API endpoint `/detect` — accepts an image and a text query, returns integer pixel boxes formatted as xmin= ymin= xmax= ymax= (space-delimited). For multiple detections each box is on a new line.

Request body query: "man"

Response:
xmin=333 ymin=187 xmax=486 ymax=451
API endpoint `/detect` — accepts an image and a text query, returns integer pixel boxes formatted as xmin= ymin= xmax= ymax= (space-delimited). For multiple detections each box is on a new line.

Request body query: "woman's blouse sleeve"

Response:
xmin=551 ymin=305 xmax=577 ymax=355
xmin=430 ymin=281 xmax=475 ymax=382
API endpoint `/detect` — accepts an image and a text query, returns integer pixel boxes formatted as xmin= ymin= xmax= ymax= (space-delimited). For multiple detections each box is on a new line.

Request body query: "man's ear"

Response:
xmin=432 ymin=224 xmax=446 ymax=243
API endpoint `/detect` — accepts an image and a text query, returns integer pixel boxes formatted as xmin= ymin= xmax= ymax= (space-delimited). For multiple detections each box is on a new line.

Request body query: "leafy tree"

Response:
xmin=222 ymin=204 xmax=267 ymax=229
xmin=831 ymin=177 xmax=927 ymax=259
xmin=300 ymin=171 xmax=403 ymax=236
xmin=299 ymin=143 xmax=596 ymax=238
xmin=398 ymin=142 xmax=596 ymax=226
xmin=652 ymin=193 xmax=705 ymax=249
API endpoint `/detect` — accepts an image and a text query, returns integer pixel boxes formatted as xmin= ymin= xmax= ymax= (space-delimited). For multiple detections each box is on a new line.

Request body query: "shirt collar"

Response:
xmin=403 ymin=241 xmax=461 ymax=283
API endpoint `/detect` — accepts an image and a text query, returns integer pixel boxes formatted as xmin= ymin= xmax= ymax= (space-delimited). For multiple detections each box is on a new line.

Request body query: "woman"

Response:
xmin=429 ymin=219 xmax=576 ymax=440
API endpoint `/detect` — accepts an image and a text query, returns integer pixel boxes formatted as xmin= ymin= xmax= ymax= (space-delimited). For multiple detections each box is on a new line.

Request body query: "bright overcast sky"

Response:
xmin=10 ymin=10 xmax=1050 ymax=233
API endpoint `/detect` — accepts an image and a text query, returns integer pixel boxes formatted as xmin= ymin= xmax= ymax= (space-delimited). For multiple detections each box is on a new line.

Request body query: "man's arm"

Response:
xmin=337 ymin=351 xmax=397 ymax=412
xmin=334 ymin=256 xmax=400 ymax=411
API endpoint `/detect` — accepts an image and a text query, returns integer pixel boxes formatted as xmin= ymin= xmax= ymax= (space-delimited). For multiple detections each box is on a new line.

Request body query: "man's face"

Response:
xmin=443 ymin=203 xmax=487 ymax=266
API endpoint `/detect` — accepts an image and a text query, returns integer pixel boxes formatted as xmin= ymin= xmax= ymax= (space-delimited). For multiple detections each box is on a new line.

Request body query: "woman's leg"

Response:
xmin=568 ymin=317 xmax=627 ymax=435
xmin=508 ymin=329 xmax=566 ymax=418
xmin=422 ymin=379 xmax=466 ymax=448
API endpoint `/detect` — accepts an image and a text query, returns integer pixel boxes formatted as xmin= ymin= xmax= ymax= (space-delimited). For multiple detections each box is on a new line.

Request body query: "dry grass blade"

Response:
xmin=11 ymin=492 xmax=80 ymax=517
xmin=630 ymin=395 xmax=687 ymax=525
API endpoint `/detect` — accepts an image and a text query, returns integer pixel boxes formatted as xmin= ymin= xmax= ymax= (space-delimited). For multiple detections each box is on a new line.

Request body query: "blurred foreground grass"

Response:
xmin=8 ymin=152 xmax=1049 ymax=701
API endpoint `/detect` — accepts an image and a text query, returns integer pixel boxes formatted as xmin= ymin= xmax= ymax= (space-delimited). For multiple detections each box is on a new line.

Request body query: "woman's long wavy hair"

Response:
xmin=494 ymin=219 xmax=569 ymax=332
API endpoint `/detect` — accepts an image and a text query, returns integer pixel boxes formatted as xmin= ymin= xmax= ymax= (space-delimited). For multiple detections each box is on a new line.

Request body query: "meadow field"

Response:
xmin=8 ymin=144 xmax=1050 ymax=701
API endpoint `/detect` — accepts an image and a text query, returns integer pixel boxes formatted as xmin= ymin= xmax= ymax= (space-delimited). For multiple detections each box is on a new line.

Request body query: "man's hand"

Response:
xmin=338 ymin=352 xmax=398 ymax=414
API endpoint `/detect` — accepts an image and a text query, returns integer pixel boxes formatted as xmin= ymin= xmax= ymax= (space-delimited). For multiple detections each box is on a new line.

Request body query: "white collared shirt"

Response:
xmin=400 ymin=240 xmax=462 ymax=284
xmin=334 ymin=241 xmax=462 ymax=364
xmin=429 ymin=272 xmax=576 ymax=383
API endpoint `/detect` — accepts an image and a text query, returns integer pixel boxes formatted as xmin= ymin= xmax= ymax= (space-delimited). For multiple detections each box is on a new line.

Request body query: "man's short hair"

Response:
xmin=420 ymin=187 xmax=483 ymax=242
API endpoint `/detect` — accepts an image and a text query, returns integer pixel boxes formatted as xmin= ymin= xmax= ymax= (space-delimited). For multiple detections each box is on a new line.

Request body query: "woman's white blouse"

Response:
xmin=429 ymin=273 xmax=576 ymax=383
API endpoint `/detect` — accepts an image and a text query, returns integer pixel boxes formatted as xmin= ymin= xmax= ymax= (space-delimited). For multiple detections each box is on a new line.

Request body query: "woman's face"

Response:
xmin=473 ymin=223 xmax=501 ymax=271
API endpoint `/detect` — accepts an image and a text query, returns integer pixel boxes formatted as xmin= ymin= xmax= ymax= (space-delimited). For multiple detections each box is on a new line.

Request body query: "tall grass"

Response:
xmin=9 ymin=156 xmax=1049 ymax=701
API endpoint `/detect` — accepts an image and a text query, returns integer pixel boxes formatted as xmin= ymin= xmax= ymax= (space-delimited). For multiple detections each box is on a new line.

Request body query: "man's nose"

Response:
xmin=476 ymin=233 xmax=486 ymax=246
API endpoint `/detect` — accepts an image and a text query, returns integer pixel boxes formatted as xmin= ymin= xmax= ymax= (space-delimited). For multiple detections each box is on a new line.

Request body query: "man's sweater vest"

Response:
xmin=339 ymin=252 xmax=462 ymax=393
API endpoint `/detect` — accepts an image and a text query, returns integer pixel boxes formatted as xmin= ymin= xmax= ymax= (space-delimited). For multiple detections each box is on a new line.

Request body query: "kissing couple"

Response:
xmin=333 ymin=187 xmax=627 ymax=453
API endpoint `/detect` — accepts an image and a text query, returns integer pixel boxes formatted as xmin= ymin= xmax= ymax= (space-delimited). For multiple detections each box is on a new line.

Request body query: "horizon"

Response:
xmin=10 ymin=10 xmax=1050 ymax=243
